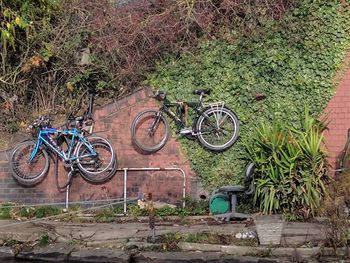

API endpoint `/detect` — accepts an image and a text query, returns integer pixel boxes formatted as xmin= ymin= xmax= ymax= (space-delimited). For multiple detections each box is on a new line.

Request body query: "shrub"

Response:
xmin=0 ymin=0 xmax=293 ymax=132
xmin=245 ymin=110 xmax=329 ymax=218
xmin=147 ymin=1 xmax=350 ymax=190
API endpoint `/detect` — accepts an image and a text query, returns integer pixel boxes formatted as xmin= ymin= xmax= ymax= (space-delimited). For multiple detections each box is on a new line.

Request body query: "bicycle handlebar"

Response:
xmin=29 ymin=116 xmax=52 ymax=130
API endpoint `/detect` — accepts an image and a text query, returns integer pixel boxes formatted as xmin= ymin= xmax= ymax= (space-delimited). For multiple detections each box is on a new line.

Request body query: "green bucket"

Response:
xmin=209 ymin=193 xmax=230 ymax=215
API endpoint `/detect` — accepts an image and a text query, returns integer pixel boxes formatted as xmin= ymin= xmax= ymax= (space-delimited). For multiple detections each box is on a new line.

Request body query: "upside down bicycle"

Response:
xmin=131 ymin=89 xmax=240 ymax=153
xmin=9 ymin=115 xmax=117 ymax=187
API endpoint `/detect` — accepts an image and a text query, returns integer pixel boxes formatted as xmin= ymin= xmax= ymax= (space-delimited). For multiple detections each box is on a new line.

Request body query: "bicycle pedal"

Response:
xmin=180 ymin=128 xmax=193 ymax=135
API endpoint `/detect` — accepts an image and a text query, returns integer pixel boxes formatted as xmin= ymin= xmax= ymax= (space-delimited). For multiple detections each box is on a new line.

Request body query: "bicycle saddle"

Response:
xmin=153 ymin=90 xmax=167 ymax=100
xmin=193 ymin=89 xmax=211 ymax=95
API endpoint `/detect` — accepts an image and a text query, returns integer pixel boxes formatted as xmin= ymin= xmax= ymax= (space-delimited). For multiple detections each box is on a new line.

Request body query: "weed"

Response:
xmin=321 ymin=171 xmax=350 ymax=252
xmin=259 ymin=247 xmax=274 ymax=258
xmin=183 ymin=232 xmax=211 ymax=243
xmin=35 ymin=206 xmax=61 ymax=218
xmin=67 ymin=239 xmax=83 ymax=246
xmin=145 ymin=244 xmax=161 ymax=251
xmin=0 ymin=203 xmax=12 ymax=219
xmin=157 ymin=232 xmax=182 ymax=251
xmin=93 ymin=207 xmax=119 ymax=223
xmin=4 ymin=239 xmax=21 ymax=247
xmin=127 ymin=204 xmax=148 ymax=217
xmin=283 ymin=212 xmax=303 ymax=222
xmin=39 ymin=234 xmax=50 ymax=247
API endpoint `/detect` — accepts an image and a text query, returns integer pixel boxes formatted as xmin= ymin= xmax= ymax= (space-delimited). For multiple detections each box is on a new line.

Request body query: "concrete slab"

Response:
xmin=69 ymin=248 xmax=129 ymax=262
xmin=17 ymin=243 xmax=75 ymax=262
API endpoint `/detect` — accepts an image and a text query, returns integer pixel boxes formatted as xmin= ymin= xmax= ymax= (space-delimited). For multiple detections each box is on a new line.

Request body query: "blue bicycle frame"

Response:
xmin=29 ymin=127 xmax=96 ymax=163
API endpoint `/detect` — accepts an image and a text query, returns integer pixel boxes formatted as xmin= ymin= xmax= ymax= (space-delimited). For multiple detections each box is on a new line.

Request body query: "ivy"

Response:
xmin=146 ymin=1 xmax=350 ymax=190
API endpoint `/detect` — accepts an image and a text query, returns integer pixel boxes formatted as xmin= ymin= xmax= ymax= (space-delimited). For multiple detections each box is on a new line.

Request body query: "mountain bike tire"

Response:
xmin=76 ymin=136 xmax=116 ymax=183
xmin=9 ymin=140 xmax=50 ymax=186
xmin=196 ymin=107 xmax=239 ymax=152
xmin=131 ymin=109 xmax=170 ymax=153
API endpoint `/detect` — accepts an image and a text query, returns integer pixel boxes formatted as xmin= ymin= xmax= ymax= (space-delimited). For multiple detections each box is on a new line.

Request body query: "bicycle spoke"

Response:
xmin=10 ymin=141 xmax=48 ymax=183
xmin=197 ymin=107 xmax=239 ymax=150
xmin=132 ymin=110 xmax=168 ymax=152
xmin=218 ymin=114 xmax=228 ymax=127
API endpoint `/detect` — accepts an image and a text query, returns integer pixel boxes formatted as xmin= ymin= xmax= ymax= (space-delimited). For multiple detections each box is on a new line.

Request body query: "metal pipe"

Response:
xmin=117 ymin=167 xmax=186 ymax=213
xmin=123 ymin=168 xmax=127 ymax=214
xmin=66 ymin=173 xmax=70 ymax=209
xmin=164 ymin=167 xmax=186 ymax=208
xmin=63 ymin=167 xmax=186 ymax=212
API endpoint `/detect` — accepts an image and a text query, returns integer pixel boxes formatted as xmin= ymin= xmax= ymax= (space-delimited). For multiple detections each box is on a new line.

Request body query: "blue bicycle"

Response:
xmin=10 ymin=116 xmax=117 ymax=186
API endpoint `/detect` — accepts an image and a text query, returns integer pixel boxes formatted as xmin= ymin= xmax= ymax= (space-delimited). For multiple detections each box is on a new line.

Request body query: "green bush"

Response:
xmin=245 ymin=110 xmax=329 ymax=218
xmin=146 ymin=1 xmax=350 ymax=190
xmin=34 ymin=206 xmax=61 ymax=218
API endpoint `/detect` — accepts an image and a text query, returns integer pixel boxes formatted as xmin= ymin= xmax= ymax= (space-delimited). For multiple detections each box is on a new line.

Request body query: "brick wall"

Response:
xmin=323 ymin=50 xmax=350 ymax=174
xmin=0 ymin=88 xmax=197 ymax=206
xmin=2 ymin=51 xmax=350 ymax=206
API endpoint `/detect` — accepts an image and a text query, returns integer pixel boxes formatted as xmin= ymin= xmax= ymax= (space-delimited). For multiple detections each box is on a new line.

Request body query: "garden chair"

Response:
xmin=209 ymin=163 xmax=255 ymax=221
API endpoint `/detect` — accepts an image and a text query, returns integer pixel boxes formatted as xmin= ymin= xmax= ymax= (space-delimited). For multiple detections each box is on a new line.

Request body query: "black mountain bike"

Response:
xmin=131 ymin=89 xmax=240 ymax=153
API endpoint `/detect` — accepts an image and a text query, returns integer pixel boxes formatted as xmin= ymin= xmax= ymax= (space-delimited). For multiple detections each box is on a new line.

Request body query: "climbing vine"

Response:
xmin=147 ymin=1 xmax=350 ymax=189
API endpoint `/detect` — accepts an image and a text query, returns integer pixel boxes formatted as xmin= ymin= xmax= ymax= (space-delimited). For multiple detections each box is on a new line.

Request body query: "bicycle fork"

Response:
xmin=148 ymin=112 xmax=164 ymax=136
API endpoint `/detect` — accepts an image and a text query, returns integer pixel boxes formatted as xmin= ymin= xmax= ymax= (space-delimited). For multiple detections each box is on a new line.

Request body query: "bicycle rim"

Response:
xmin=131 ymin=110 xmax=169 ymax=152
xmin=77 ymin=139 xmax=116 ymax=181
xmin=197 ymin=108 xmax=239 ymax=151
xmin=10 ymin=141 xmax=49 ymax=186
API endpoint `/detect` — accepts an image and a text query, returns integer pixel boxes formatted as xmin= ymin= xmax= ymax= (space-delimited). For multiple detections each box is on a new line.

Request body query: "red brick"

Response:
xmin=324 ymin=50 xmax=350 ymax=176
xmin=0 ymin=88 xmax=197 ymax=205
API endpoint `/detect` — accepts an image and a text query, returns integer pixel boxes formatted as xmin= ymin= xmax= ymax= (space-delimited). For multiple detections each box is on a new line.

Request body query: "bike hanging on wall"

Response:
xmin=9 ymin=83 xmax=117 ymax=188
xmin=131 ymin=89 xmax=240 ymax=153
xmin=9 ymin=115 xmax=117 ymax=187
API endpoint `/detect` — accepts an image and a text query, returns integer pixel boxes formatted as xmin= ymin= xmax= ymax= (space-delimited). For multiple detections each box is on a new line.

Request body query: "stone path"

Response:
xmin=0 ymin=217 xmax=340 ymax=262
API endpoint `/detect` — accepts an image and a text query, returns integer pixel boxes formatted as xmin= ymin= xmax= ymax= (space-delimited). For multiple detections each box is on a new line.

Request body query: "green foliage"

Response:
xmin=93 ymin=207 xmax=123 ymax=222
xmin=0 ymin=0 xmax=117 ymax=131
xmin=245 ymin=110 xmax=329 ymax=218
xmin=146 ymin=1 xmax=350 ymax=191
xmin=126 ymin=198 xmax=208 ymax=218
xmin=0 ymin=203 xmax=12 ymax=219
xmin=0 ymin=0 xmax=58 ymax=53
xmin=34 ymin=206 xmax=61 ymax=218
xmin=39 ymin=234 xmax=50 ymax=247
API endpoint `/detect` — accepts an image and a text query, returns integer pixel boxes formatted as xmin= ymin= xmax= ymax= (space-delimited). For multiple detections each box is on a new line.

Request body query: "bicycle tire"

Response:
xmin=337 ymin=128 xmax=350 ymax=175
xmin=9 ymin=140 xmax=50 ymax=187
xmin=131 ymin=109 xmax=169 ymax=153
xmin=76 ymin=136 xmax=116 ymax=183
xmin=196 ymin=106 xmax=239 ymax=151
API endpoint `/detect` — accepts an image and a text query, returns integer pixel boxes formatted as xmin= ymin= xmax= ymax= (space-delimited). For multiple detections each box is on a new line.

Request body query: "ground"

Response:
xmin=0 ymin=215 xmax=347 ymax=262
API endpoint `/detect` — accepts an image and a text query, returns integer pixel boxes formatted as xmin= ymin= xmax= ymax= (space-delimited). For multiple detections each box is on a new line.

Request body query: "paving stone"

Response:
xmin=125 ymin=241 xmax=161 ymax=250
xmin=280 ymin=235 xmax=324 ymax=246
xmin=85 ymin=239 xmax=127 ymax=248
xmin=222 ymin=256 xmax=291 ymax=263
xmin=69 ymin=248 xmax=129 ymax=263
xmin=0 ymin=221 xmax=47 ymax=243
xmin=0 ymin=246 xmax=15 ymax=259
xmin=17 ymin=243 xmax=75 ymax=262
xmin=0 ymin=219 xmax=345 ymax=262
xmin=178 ymin=242 xmax=221 ymax=252
xmin=134 ymin=251 xmax=222 ymax=263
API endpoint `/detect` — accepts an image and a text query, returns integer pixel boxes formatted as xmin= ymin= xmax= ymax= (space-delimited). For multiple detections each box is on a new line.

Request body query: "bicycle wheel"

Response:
xmin=196 ymin=106 xmax=239 ymax=151
xmin=10 ymin=140 xmax=50 ymax=186
xmin=131 ymin=109 xmax=169 ymax=153
xmin=76 ymin=137 xmax=116 ymax=183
